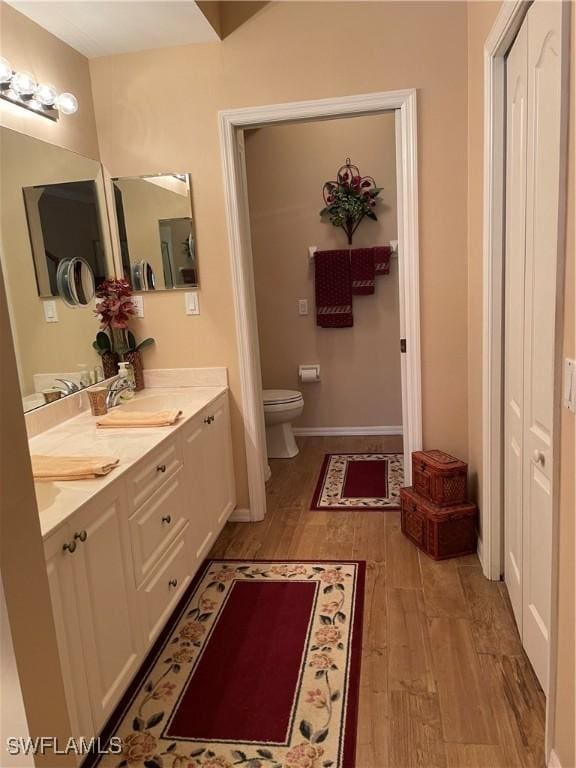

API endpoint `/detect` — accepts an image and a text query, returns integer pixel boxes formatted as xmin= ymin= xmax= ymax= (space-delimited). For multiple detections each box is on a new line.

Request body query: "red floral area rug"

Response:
xmin=311 ymin=453 xmax=404 ymax=511
xmin=94 ymin=560 xmax=365 ymax=768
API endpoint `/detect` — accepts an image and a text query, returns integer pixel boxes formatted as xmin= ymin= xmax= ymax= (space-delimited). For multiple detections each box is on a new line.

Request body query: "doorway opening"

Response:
xmin=219 ymin=90 xmax=421 ymax=523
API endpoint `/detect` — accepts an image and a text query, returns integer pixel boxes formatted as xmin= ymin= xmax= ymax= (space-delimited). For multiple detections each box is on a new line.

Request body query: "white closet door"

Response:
xmin=504 ymin=18 xmax=528 ymax=631
xmin=521 ymin=0 xmax=564 ymax=693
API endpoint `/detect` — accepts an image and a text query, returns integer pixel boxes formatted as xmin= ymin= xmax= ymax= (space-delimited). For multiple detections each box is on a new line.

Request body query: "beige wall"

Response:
xmin=466 ymin=0 xmax=501 ymax=505
xmin=0 ymin=128 xmax=108 ymax=396
xmin=90 ymin=0 xmax=470 ymax=507
xmin=245 ymin=114 xmax=402 ymax=429
xmin=0 ymin=2 xmax=99 ymax=160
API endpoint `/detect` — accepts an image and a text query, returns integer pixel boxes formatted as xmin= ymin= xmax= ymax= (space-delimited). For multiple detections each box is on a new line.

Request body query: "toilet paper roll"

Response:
xmin=300 ymin=366 xmax=320 ymax=383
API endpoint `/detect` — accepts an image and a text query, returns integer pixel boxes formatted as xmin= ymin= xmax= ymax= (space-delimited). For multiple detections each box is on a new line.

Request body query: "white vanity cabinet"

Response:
xmin=42 ymin=388 xmax=236 ymax=742
xmin=44 ymin=483 xmax=142 ymax=736
xmin=181 ymin=393 xmax=236 ymax=566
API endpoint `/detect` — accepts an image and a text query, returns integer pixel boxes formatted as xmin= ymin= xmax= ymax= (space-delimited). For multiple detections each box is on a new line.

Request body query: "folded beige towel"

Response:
xmin=32 ymin=455 xmax=119 ymax=482
xmin=96 ymin=409 xmax=182 ymax=428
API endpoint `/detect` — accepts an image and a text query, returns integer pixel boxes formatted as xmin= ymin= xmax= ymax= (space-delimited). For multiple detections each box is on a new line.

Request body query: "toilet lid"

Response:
xmin=263 ymin=389 xmax=303 ymax=405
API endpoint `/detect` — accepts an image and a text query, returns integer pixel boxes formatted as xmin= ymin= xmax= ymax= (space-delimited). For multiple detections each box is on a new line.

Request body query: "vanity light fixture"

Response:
xmin=0 ymin=57 xmax=78 ymax=121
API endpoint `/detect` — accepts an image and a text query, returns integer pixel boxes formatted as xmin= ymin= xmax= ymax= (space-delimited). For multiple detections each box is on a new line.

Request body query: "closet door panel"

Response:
xmin=503 ymin=18 xmax=528 ymax=630
xmin=522 ymin=0 xmax=565 ymax=693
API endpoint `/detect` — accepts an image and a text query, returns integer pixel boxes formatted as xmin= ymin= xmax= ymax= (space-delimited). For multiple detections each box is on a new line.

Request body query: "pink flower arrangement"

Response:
xmin=94 ymin=278 xmax=135 ymax=329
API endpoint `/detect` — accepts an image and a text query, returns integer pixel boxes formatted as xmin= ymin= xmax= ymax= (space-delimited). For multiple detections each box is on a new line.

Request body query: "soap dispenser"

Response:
xmin=118 ymin=362 xmax=135 ymax=400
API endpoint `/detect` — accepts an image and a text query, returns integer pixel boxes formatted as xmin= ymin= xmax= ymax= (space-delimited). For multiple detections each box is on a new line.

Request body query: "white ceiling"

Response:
xmin=5 ymin=1 xmax=220 ymax=58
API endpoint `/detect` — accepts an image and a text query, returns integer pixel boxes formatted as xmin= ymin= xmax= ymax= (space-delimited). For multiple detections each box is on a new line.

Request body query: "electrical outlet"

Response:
xmin=298 ymin=299 xmax=309 ymax=315
xmin=132 ymin=295 xmax=144 ymax=318
xmin=185 ymin=292 xmax=200 ymax=315
xmin=43 ymin=300 xmax=58 ymax=323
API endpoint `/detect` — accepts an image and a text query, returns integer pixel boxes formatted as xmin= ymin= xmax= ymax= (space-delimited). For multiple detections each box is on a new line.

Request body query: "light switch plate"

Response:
xmin=563 ymin=358 xmax=575 ymax=412
xmin=132 ymin=295 xmax=144 ymax=318
xmin=185 ymin=292 xmax=200 ymax=315
xmin=43 ymin=300 xmax=58 ymax=323
xmin=298 ymin=299 xmax=309 ymax=315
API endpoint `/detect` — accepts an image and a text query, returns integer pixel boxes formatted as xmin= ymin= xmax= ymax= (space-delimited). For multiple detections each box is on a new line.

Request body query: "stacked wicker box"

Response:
xmin=400 ymin=450 xmax=478 ymax=560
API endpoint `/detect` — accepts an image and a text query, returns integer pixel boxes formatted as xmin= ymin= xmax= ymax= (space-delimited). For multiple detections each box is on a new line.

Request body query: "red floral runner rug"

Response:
xmin=311 ymin=453 xmax=403 ymax=511
xmin=93 ymin=560 xmax=365 ymax=768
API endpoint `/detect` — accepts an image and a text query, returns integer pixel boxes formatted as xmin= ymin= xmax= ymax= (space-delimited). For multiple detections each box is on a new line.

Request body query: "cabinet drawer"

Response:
xmin=127 ymin=438 xmax=182 ymax=512
xmin=130 ymin=468 xmax=188 ymax=585
xmin=138 ymin=528 xmax=191 ymax=645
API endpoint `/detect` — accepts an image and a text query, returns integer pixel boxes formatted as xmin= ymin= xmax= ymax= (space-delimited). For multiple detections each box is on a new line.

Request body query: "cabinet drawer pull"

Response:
xmin=168 ymin=578 xmax=178 ymax=588
xmin=74 ymin=530 xmax=88 ymax=542
xmin=63 ymin=540 xmax=77 ymax=554
xmin=157 ymin=464 xmax=167 ymax=473
xmin=162 ymin=515 xmax=172 ymax=524
xmin=203 ymin=416 xmax=211 ymax=425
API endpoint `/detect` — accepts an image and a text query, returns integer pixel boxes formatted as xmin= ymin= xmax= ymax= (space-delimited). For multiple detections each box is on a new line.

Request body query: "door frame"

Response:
xmin=219 ymin=89 xmax=422 ymax=523
xmin=482 ymin=0 xmax=570 ymax=760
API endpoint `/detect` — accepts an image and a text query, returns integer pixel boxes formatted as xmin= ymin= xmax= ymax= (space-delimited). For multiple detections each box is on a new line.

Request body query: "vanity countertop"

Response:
xmin=31 ymin=386 xmax=227 ymax=539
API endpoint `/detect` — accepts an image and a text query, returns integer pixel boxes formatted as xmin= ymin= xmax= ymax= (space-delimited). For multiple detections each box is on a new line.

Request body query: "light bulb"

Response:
xmin=11 ymin=70 xmax=37 ymax=96
xmin=35 ymin=82 xmax=58 ymax=106
xmin=56 ymin=91 xmax=78 ymax=115
xmin=0 ymin=57 xmax=12 ymax=84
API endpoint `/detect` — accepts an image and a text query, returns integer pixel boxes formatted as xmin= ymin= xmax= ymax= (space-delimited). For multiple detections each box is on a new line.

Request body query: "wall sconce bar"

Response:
xmin=0 ymin=57 xmax=78 ymax=121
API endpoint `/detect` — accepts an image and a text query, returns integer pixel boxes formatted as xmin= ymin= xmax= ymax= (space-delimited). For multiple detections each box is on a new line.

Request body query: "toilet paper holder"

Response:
xmin=299 ymin=364 xmax=321 ymax=382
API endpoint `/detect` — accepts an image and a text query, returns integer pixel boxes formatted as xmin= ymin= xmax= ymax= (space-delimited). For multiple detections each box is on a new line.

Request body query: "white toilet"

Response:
xmin=262 ymin=389 xmax=304 ymax=459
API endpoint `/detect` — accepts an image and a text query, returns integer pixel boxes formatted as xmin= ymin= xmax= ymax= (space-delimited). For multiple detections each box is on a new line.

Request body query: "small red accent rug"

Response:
xmin=311 ymin=453 xmax=404 ymax=511
xmin=94 ymin=560 xmax=365 ymax=768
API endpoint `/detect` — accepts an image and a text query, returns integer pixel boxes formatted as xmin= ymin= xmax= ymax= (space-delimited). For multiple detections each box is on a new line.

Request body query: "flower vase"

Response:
xmin=125 ymin=350 xmax=145 ymax=391
xmin=102 ymin=352 xmax=120 ymax=379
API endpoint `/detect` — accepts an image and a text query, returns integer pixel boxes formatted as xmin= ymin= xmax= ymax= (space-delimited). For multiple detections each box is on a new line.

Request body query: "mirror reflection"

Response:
xmin=112 ymin=174 xmax=198 ymax=291
xmin=0 ymin=127 xmax=115 ymax=413
xmin=23 ymin=179 xmax=107 ymax=302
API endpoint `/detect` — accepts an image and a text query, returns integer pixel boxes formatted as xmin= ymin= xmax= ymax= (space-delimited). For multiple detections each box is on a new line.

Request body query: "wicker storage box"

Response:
xmin=412 ymin=449 xmax=468 ymax=506
xmin=400 ymin=486 xmax=478 ymax=560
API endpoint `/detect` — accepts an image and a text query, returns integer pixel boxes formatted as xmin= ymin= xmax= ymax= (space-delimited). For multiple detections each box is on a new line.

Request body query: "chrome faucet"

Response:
xmin=55 ymin=378 xmax=80 ymax=395
xmin=106 ymin=377 xmax=132 ymax=408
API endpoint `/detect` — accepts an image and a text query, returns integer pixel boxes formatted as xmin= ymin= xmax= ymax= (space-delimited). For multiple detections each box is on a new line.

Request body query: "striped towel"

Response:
xmin=373 ymin=245 xmax=392 ymax=275
xmin=314 ymin=249 xmax=353 ymax=328
xmin=351 ymin=248 xmax=376 ymax=295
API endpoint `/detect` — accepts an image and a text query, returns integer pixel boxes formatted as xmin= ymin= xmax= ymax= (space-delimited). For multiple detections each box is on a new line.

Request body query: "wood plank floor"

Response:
xmin=209 ymin=436 xmax=546 ymax=768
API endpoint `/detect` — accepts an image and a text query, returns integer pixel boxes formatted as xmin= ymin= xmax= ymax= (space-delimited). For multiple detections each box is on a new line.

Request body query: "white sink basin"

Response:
xmin=35 ymin=482 xmax=60 ymax=513
xmin=115 ymin=394 xmax=189 ymax=413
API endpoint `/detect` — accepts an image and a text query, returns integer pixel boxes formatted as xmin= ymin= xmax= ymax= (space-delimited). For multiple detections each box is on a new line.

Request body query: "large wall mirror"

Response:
xmin=111 ymin=174 xmax=198 ymax=291
xmin=0 ymin=127 xmax=116 ymax=413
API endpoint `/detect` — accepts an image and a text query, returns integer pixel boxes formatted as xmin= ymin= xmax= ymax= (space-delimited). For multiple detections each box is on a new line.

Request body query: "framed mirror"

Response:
xmin=0 ymin=127 xmax=116 ymax=413
xmin=111 ymin=174 xmax=198 ymax=291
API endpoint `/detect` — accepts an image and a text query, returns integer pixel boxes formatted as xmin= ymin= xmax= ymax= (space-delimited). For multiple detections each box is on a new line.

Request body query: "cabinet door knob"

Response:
xmin=74 ymin=530 xmax=88 ymax=542
xmin=204 ymin=416 xmax=211 ymax=425
xmin=162 ymin=515 xmax=172 ymax=524
xmin=157 ymin=464 xmax=167 ymax=473
xmin=532 ymin=450 xmax=545 ymax=466
xmin=63 ymin=540 xmax=77 ymax=554
xmin=168 ymin=578 xmax=178 ymax=588
xmin=210 ymin=415 xmax=215 ymax=423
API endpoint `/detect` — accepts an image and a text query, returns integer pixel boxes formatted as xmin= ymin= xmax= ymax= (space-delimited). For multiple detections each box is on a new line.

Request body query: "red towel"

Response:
xmin=314 ymin=249 xmax=353 ymax=328
xmin=373 ymin=245 xmax=391 ymax=275
xmin=351 ymin=248 xmax=376 ymax=295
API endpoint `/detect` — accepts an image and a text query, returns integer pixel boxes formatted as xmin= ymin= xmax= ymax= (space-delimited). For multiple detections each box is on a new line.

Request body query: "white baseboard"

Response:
xmin=228 ymin=507 xmax=252 ymax=522
xmin=293 ymin=426 xmax=403 ymax=437
xmin=548 ymin=749 xmax=562 ymax=768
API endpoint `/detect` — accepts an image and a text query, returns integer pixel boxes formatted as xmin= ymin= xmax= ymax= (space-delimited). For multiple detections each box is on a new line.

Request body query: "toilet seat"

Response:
xmin=262 ymin=389 xmax=303 ymax=407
